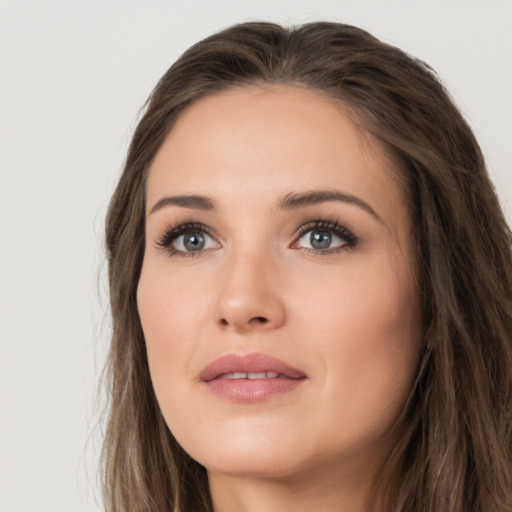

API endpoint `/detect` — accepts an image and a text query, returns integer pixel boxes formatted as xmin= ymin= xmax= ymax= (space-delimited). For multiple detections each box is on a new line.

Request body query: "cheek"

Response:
xmin=295 ymin=253 xmax=419 ymax=346
xmin=292 ymin=255 xmax=421 ymax=430
xmin=136 ymin=266 xmax=208 ymax=400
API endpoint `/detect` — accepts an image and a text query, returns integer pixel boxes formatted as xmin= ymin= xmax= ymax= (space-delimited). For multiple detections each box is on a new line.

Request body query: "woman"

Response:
xmin=102 ymin=22 xmax=512 ymax=512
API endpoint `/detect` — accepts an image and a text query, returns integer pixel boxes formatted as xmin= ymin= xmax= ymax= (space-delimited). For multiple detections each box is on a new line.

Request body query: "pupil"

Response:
xmin=310 ymin=230 xmax=331 ymax=249
xmin=184 ymin=232 xmax=205 ymax=251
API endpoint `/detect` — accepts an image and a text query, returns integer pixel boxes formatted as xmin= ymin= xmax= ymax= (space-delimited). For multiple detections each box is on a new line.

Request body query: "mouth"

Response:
xmin=200 ymin=352 xmax=307 ymax=403
xmin=222 ymin=371 xmax=280 ymax=379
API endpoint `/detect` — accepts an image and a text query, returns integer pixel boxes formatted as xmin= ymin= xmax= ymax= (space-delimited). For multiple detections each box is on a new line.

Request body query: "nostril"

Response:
xmin=218 ymin=316 xmax=271 ymax=328
xmin=250 ymin=316 xmax=268 ymax=324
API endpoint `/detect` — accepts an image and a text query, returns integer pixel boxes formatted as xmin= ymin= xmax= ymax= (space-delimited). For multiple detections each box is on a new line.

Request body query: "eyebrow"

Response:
xmin=277 ymin=190 xmax=383 ymax=223
xmin=149 ymin=195 xmax=216 ymax=215
xmin=148 ymin=189 xmax=382 ymax=223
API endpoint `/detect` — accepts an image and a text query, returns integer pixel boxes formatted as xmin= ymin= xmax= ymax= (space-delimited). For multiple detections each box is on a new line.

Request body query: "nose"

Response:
xmin=214 ymin=249 xmax=286 ymax=334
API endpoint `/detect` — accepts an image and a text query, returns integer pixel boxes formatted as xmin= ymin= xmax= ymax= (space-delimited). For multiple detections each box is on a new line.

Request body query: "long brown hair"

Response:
xmin=103 ymin=22 xmax=512 ymax=511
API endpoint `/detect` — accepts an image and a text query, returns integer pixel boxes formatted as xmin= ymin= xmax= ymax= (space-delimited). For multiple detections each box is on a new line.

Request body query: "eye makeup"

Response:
xmin=291 ymin=218 xmax=359 ymax=255
xmin=155 ymin=221 xmax=220 ymax=257
xmin=153 ymin=216 xmax=359 ymax=258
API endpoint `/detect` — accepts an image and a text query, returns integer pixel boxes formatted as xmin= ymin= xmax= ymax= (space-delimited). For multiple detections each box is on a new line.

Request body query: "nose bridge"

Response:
xmin=215 ymin=241 xmax=286 ymax=332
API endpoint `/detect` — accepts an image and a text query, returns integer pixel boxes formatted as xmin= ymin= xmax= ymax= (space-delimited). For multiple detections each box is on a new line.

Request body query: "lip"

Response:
xmin=200 ymin=352 xmax=307 ymax=403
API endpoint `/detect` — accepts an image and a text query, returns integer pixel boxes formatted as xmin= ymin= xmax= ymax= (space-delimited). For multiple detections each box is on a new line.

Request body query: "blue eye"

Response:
xmin=172 ymin=230 xmax=218 ymax=252
xmin=157 ymin=223 xmax=220 ymax=256
xmin=294 ymin=221 xmax=358 ymax=253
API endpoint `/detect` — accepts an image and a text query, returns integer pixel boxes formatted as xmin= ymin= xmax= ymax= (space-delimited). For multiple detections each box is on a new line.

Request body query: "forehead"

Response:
xmin=146 ymin=85 xmax=405 ymax=219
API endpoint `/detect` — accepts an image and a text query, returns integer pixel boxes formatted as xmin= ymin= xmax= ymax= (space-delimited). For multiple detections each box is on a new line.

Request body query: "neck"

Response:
xmin=208 ymin=458 xmax=382 ymax=512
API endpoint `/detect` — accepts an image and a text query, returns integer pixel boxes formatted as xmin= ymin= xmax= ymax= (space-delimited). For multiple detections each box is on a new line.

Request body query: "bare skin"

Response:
xmin=137 ymin=85 xmax=422 ymax=512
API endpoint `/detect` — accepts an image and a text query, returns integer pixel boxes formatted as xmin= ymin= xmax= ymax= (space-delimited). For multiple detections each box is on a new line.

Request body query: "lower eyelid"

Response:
xmin=155 ymin=222 xmax=216 ymax=249
xmin=172 ymin=232 xmax=219 ymax=251
xmin=291 ymin=221 xmax=358 ymax=250
xmin=155 ymin=220 xmax=357 ymax=256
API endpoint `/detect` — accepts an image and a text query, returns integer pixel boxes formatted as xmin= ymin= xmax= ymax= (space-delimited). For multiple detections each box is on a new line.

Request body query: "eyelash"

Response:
xmin=156 ymin=222 xmax=215 ymax=257
xmin=293 ymin=219 xmax=359 ymax=255
xmin=155 ymin=218 xmax=359 ymax=257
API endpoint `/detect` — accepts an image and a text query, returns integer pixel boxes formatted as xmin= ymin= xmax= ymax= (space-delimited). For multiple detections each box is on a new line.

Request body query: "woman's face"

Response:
xmin=138 ymin=85 xmax=422 ymax=483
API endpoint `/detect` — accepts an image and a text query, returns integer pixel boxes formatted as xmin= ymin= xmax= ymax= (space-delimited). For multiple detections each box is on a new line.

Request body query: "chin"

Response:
xmin=200 ymin=451 xmax=305 ymax=480
xmin=179 ymin=424 xmax=308 ymax=479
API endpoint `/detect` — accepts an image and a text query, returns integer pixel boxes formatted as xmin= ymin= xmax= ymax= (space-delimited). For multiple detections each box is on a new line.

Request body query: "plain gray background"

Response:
xmin=1 ymin=1 xmax=511 ymax=510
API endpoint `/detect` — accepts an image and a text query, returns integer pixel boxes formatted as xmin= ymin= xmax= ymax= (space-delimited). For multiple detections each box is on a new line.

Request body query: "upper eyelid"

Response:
xmin=293 ymin=219 xmax=355 ymax=238
xmin=291 ymin=219 xmax=359 ymax=251
xmin=156 ymin=222 xmax=219 ymax=249
xmin=155 ymin=218 xmax=357 ymax=249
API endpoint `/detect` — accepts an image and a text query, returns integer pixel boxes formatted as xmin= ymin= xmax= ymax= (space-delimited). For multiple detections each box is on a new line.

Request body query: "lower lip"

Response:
xmin=204 ymin=377 xmax=304 ymax=403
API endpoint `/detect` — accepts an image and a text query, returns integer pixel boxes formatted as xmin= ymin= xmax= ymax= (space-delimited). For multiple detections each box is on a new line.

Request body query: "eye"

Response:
xmin=298 ymin=228 xmax=345 ymax=250
xmin=173 ymin=231 xmax=218 ymax=252
xmin=157 ymin=222 xmax=220 ymax=256
xmin=292 ymin=220 xmax=358 ymax=253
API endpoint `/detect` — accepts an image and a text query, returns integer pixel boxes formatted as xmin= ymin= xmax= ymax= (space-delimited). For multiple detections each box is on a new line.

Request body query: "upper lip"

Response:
xmin=200 ymin=352 xmax=307 ymax=382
